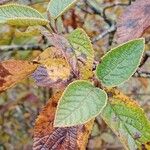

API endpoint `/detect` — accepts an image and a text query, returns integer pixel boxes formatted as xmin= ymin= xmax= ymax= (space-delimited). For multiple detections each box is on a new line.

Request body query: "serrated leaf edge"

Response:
xmin=47 ymin=0 xmax=79 ymax=19
xmin=0 ymin=3 xmax=49 ymax=24
xmin=54 ymin=80 xmax=108 ymax=127
xmin=96 ymin=38 xmax=145 ymax=87
xmin=7 ymin=17 xmax=49 ymax=25
xmin=68 ymin=28 xmax=94 ymax=58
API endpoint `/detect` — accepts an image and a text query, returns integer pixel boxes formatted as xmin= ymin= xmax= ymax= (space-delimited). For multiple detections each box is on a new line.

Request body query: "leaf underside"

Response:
xmin=96 ymin=38 xmax=144 ymax=87
xmin=54 ymin=80 xmax=107 ymax=127
xmin=101 ymin=89 xmax=150 ymax=150
xmin=0 ymin=4 xmax=49 ymax=26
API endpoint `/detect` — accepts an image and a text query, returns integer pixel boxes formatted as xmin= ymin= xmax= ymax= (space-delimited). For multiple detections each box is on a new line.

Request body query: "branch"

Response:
xmin=145 ymin=51 xmax=150 ymax=57
xmin=0 ymin=44 xmax=46 ymax=52
xmin=92 ymin=25 xmax=116 ymax=43
xmin=139 ymin=51 xmax=150 ymax=67
xmin=103 ymin=1 xmax=132 ymax=16
xmin=134 ymin=71 xmax=150 ymax=78
xmin=84 ymin=0 xmax=102 ymax=16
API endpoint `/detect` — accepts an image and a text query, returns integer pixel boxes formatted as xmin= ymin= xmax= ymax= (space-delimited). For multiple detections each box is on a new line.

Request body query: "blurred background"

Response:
xmin=0 ymin=0 xmax=150 ymax=149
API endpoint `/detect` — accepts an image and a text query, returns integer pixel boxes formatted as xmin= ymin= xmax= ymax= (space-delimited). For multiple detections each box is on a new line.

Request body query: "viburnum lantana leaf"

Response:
xmin=96 ymin=38 xmax=145 ymax=87
xmin=33 ymin=91 xmax=94 ymax=150
xmin=101 ymin=89 xmax=150 ymax=150
xmin=54 ymin=80 xmax=107 ymax=127
xmin=40 ymin=28 xmax=79 ymax=77
xmin=32 ymin=47 xmax=71 ymax=88
xmin=47 ymin=0 xmax=78 ymax=19
xmin=0 ymin=60 xmax=38 ymax=92
xmin=0 ymin=4 xmax=49 ymax=26
xmin=41 ymin=28 xmax=94 ymax=79
xmin=68 ymin=28 xmax=94 ymax=79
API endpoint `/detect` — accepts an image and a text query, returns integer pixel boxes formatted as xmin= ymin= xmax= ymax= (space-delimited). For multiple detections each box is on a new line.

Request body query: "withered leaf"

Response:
xmin=116 ymin=0 xmax=150 ymax=43
xmin=32 ymin=47 xmax=72 ymax=88
xmin=41 ymin=28 xmax=79 ymax=76
xmin=0 ymin=60 xmax=37 ymax=92
xmin=33 ymin=91 xmax=94 ymax=150
xmin=67 ymin=28 xmax=94 ymax=80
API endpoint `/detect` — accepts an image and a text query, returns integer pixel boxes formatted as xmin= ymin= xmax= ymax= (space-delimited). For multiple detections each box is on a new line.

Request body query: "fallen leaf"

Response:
xmin=33 ymin=91 xmax=94 ymax=150
xmin=116 ymin=0 xmax=150 ymax=43
xmin=0 ymin=60 xmax=37 ymax=92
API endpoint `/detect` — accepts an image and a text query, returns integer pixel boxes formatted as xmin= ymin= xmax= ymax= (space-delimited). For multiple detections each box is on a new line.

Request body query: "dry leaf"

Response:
xmin=116 ymin=0 xmax=150 ymax=43
xmin=41 ymin=28 xmax=79 ymax=76
xmin=67 ymin=28 xmax=94 ymax=80
xmin=32 ymin=47 xmax=72 ymax=88
xmin=0 ymin=60 xmax=37 ymax=92
xmin=41 ymin=28 xmax=95 ymax=80
xmin=33 ymin=91 xmax=94 ymax=150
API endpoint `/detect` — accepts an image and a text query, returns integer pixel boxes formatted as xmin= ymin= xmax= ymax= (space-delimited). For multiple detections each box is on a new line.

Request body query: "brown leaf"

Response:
xmin=0 ymin=60 xmax=37 ymax=92
xmin=33 ymin=91 xmax=94 ymax=150
xmin=116 ymin=0 xmax=150 ymax=43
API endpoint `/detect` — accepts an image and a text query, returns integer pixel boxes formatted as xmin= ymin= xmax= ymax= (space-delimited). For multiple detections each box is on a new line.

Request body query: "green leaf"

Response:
xmin=96 ymin=38 xmax=145 ymax=87
xmin=101 ymin=90 xmax=150 ymax=150
xmin=54 ymin=80 xmax=107 ymax=127
xmin=0 ymin=4 xmax=49 ymax=26
xmin=68 ymin=28 xmax=94 ymax=79
xmin=47 ymin=0 xmax=78 ymax=19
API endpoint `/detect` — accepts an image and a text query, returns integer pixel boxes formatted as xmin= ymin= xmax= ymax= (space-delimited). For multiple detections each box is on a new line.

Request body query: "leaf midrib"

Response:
xmin=100 ymin=45 xmax=139 ymax=81
xmin=107 ymin=103 xmax=144 ymax=148
xmin=58 ymin=87 xmax=94 ymax=122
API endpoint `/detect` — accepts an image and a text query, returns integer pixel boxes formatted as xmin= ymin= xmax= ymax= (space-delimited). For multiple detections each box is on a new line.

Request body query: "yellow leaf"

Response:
xmin=32 ymin=47 xmax=71 ymax=87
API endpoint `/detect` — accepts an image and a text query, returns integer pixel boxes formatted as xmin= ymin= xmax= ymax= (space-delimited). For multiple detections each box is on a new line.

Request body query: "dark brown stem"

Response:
xmin=134 ymin=71 xmax=150 ymax=78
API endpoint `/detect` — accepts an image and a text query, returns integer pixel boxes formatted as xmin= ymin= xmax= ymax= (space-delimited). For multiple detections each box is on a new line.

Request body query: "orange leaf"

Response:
xmin=33 ymin=91 xmax=94 ymax=150
xmin=0 ymin=60 xmax=37 ymax=92
xmin=116 ymin=0 xmax=150 ymax=43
